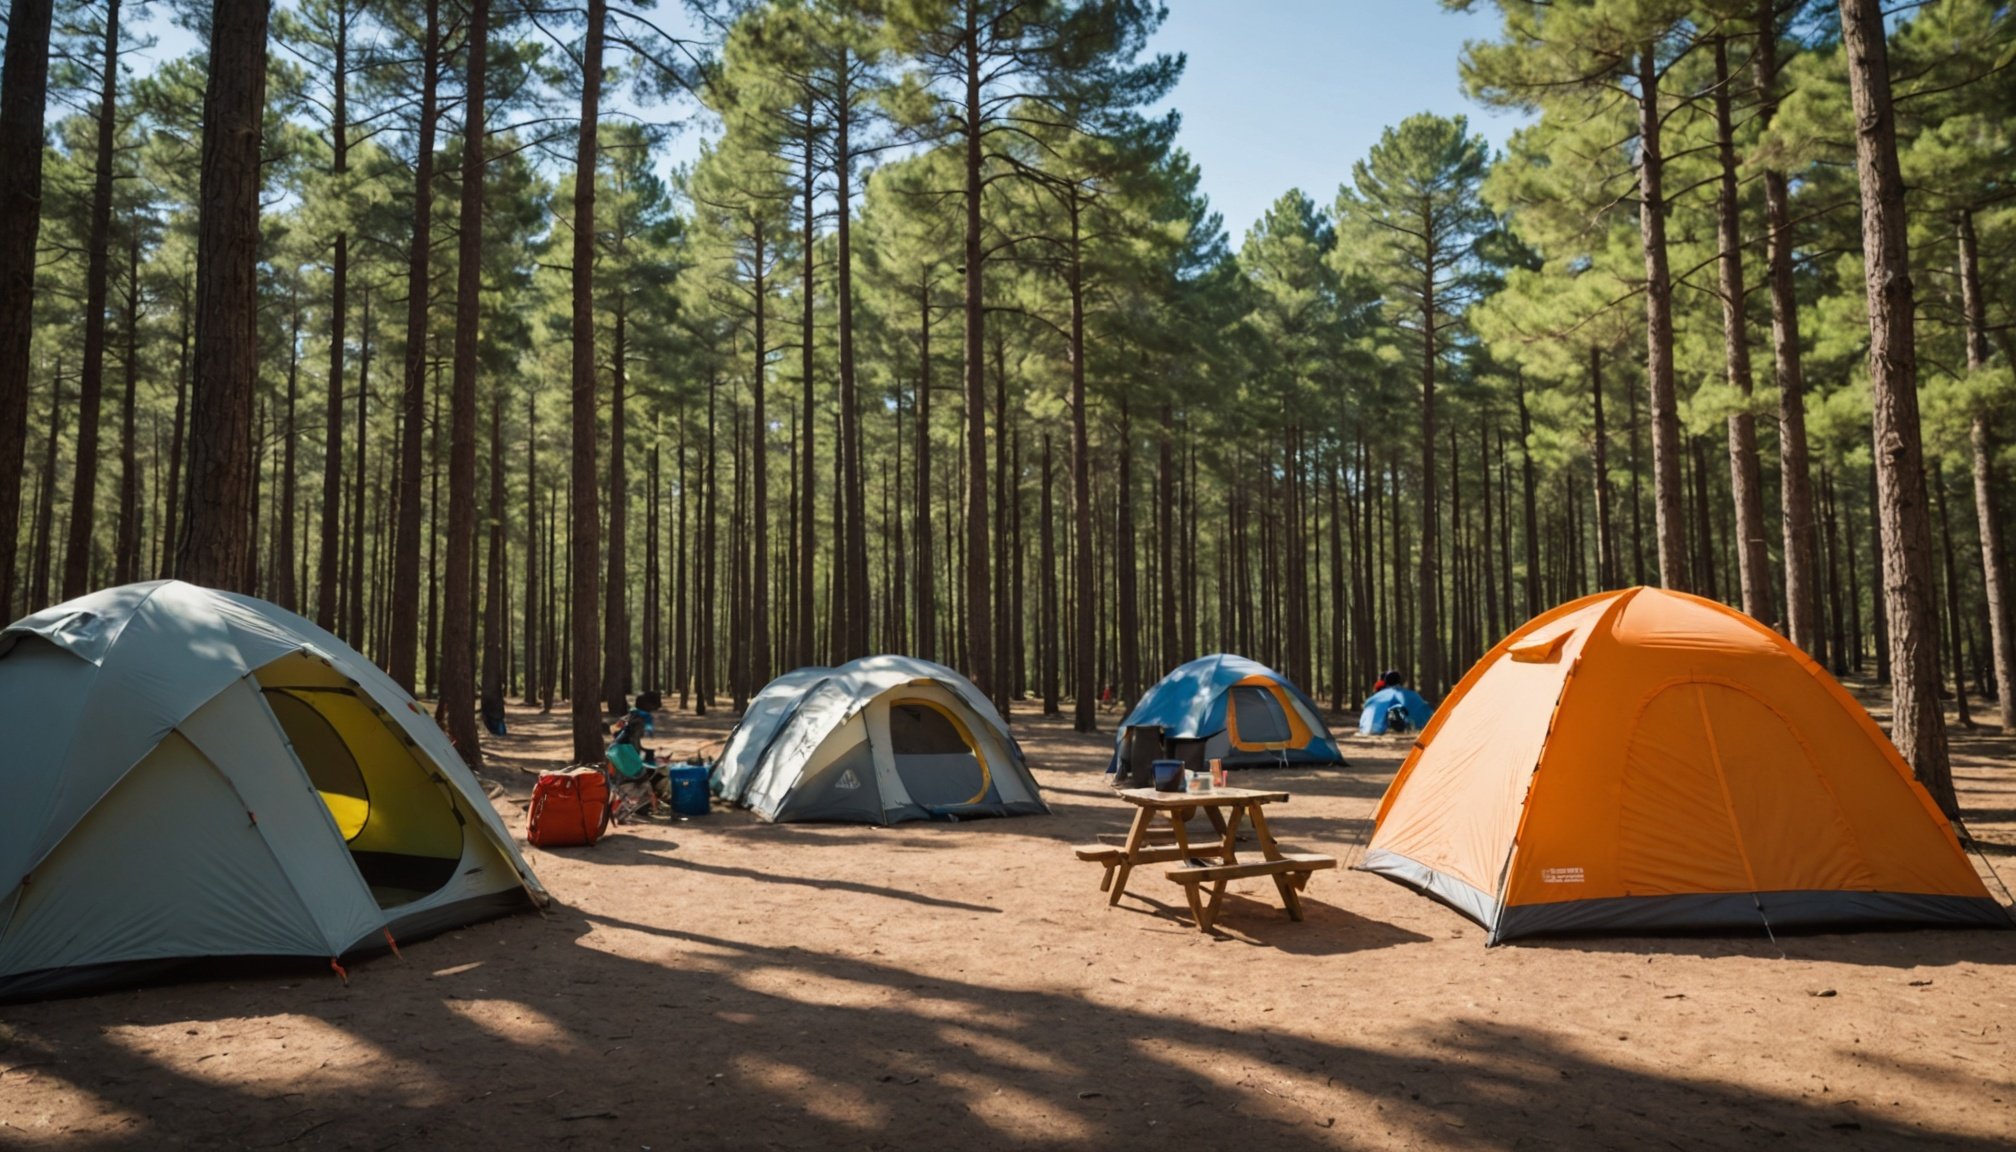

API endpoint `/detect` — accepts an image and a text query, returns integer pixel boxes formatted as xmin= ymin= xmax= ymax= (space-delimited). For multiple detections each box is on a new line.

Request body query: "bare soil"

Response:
xmin=3 ymin=688 xmax=2015 ymax=1150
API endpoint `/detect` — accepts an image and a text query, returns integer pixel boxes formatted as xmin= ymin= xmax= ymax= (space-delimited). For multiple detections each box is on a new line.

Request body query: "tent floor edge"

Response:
xmin=0 ymin=952 xmax=338 ymax=1005
xmin=351 ymin=888 xmax=538 ymax=956
xmin=1355 ymin=848 xmax=1499 ymax=934
xmin=1491 ymin=890 xmax=2016 ymax=942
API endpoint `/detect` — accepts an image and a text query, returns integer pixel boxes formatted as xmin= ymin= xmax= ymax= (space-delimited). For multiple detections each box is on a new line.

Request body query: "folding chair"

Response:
xmin=604 ymin=743 xmax=668 ymax=825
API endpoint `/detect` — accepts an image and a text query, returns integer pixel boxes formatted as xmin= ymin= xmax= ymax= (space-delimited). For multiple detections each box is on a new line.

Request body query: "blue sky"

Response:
xmin=133 ymin=0 xmax=1523 ymax=242
xmin=1147 ymin=0 xmax=1523 ymax=244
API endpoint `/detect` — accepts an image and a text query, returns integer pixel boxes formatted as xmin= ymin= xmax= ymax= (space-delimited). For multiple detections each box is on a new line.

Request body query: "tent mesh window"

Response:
xmin=888 ymin=702 xmax=971 ymax=754
xmin=886 ymin=699 xmax=991 ymax=810
xmin=1229 ymin=685 xmax=1292 ymax=744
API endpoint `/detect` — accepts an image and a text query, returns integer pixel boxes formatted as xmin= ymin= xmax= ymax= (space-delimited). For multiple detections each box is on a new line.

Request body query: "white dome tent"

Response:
xmin=0 ymin=582 xmax=547 ymax=1001
xmin=713 ymin=656 xmax=1048 ymax=824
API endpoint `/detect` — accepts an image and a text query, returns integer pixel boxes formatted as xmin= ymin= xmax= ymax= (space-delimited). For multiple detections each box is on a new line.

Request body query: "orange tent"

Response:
xmin=1359 ymin=587 xmax=2009 ymax=942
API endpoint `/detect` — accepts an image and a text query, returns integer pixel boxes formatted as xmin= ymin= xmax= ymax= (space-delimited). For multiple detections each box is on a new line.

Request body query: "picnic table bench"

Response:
xmin=1075 ymin=786 xmax=1336 ymax=931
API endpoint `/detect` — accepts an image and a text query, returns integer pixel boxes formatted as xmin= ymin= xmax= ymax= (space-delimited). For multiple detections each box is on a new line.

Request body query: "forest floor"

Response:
xmin=4 ymin=687 xmax=2015 ymax=1150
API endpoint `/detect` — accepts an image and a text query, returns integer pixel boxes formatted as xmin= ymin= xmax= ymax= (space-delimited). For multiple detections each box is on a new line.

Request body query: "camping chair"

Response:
xmin=604 ymin=742 xmax=668 ymax=825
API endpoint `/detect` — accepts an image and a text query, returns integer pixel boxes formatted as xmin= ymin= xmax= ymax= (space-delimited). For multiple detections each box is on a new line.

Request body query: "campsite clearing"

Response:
xmin=2 ymin=695 xmax=2014 ymax=1149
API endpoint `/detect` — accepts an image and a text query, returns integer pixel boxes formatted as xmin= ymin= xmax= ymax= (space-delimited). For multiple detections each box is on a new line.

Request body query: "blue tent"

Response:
xmin=1110 ymin=654 xmax=1344 ymax=776
xmin=1358 ymin=685 xmax=1434 ymax=735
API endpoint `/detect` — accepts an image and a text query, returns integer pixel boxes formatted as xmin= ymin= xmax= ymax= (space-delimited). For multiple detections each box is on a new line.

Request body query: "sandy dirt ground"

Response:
xmin=3 ymin=688 xmax=2015 ymax=1151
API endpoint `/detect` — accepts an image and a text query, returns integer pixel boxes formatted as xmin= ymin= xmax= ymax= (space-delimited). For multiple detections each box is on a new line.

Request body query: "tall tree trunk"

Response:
xmin=914 ymin=281 xmax=934 ymax=661
xmin=698 ymin=375 xmax=718 ymax=712
xmin=750 ymin=221 xmax=769 ymax=687
xmin=389 ymin=0 xmax=440 ymax=690
xmin=1957 ymin=208 xmax=2014 ymax=728
xmin=315 ymin=0 xmax=351 ymax=630
xmin=1822 ymin=467 xmax=1846 ymax=673
xmin=960 ymin=9 xmax=993 ymax=696
xmin=1158 ymin=403 xmax=1177 ymax=676
xmin=1838 ymin=0 xmax=1952 ymax=811
xmin=1069 ymin=204 xmax=1095 ymax=732
xmin=835 ymin=47 xmax=869 ymax=662
xmin=1416 ymin=246 xmax=1442 ymax=695
xmin=1637 ymin=46 xmax=1687 ymax=592
xmin=1011 ymin=429 xmax=1025 ymax=696
xmin=1040 ymin=431 xmax=1058 ymax=713
xmin=482 ymin=385 xmax=506 ymax=722
xmin=543 ymin=482 xmax=557 ymax=707
xmin=31 ymin=366 xmax=62 ymax=609
xmin=1864 ymin=467 xmax=1884 ymax=680
xmin=644 ymin=422 xmax=659 ymax=690
xmin=1933 ymin=462 xmax=1972 ymax=728
xmin=64 ymin=0 xmax=123 ymax=600
xmin=348 ymin=294 xmax=370 ymax=644
xmin=247 ymin=400 xmax=264 ymax=594
xmin=424 ymin=367 xmax=441 ymax=690
xmin=1691 ymin=437 xmax=1718 ymax=601
xmin=568 ymin=0 xmax=605 ymax=761
xmin=560 ymin=479 xmax=572 ymax=699
xmin=1352 ymin=437 xmax=1376 ymax=685
xmin=1117 ymin=400 xmax=1139 ymax=704
xmin=159 ymin=295 xmax=189 ymax=581
xmin=797 ymin=111 xmax=817 ymax=670
xmin=892 ymin=402 xmax=906 ymax=654
xmin=1590 ymin=347 xmax=1617 ymax=589
xmin=437 ymin=0 xmax=487 ymax=766
xmin=991 ymin=335 xmax=1010 ymax=708
xmin=1713 ymin=36 xmax=1772 ymax=622
xmin=1754 ymin=0 xmax=1818 ymax=652
xmin=729 ymin=404 xmax=747 ymax=704
xmin=269 ymin=287 xmax=299 ymax=606
xmin=179 ymin=0 xmax=269 ymax=589
xmin=1516 ymin=379 xmax=1540 ymax=616
xmin=1329 ymin=451 xmax=1346 ymax=708
xmin=0 ymin=0 xmax=54 ymax=611
xmin=116 ymin=229 xmax=144 ymax=588
xmin=523 ymin=385 xmax=541 ymax=706
xmin=604 ymin=303 xmax=631 ymax=713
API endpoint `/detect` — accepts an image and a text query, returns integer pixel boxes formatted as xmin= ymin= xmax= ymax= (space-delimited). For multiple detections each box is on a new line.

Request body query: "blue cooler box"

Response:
xmin=669 ymin=764 xmax=711 ymax=816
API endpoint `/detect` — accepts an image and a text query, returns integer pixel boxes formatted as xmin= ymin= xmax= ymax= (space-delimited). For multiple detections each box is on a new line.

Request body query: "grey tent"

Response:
xmin=0 ymin=582 xmax=548 ymax=1001
xmin=713 ymin=655 xmax=1048 ymax=823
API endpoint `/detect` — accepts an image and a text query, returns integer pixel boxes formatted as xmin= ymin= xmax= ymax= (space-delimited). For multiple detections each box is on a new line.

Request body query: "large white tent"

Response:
xmin=714 ymin=655 xmax=1048 ymax=824
xmin=0 ymin=582 xmax=547 ymax=1001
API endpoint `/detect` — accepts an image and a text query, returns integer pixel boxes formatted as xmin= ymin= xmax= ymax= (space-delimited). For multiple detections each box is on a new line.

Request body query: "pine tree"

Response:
xmin=1335 ymin=113 xmax=1492 ymax=697
xmin=436 ymin=0 xmax=489 ymax=766
xmin=1837 ymin=0 xmax=1953 ymax=810
xmin=569 ymin=0 xmax=607 ymax=762
xmin=887 ymin=0 xmax=1178 ymax=699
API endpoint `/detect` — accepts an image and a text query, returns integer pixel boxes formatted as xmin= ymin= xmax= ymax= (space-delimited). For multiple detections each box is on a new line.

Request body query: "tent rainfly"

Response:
xmin=1359 ymin=587 xmax=2011 ymax=943
xmin=0 ymin=582 xmax=548 ymax=1001
xmin=712 ymin=655 xmax=1047 ymax=824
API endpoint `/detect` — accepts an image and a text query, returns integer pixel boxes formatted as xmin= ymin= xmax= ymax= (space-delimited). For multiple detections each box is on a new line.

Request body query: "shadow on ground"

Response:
xmin=7 ymin=903 xmax=2007 ymax=1150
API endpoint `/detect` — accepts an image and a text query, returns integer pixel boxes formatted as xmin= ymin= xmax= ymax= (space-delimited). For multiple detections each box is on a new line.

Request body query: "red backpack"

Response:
xmin=527 ymin=767 xmax=611 ymax=848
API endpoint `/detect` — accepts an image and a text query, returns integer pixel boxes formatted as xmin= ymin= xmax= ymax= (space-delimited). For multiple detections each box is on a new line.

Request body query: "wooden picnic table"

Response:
xmin=1075 ymin=786 xmax=1336 ymax=930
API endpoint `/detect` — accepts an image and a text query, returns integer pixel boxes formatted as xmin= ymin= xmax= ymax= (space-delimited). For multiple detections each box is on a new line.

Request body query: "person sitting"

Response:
xmin=605 ymin=692 xmax=670 ymax=819
xmin=611 ymin=691 xmax=662 ymax=761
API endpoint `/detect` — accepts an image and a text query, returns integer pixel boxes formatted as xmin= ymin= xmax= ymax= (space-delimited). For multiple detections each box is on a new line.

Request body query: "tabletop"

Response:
xmin=1116 ymin=786 xmax=1290 ymax=809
